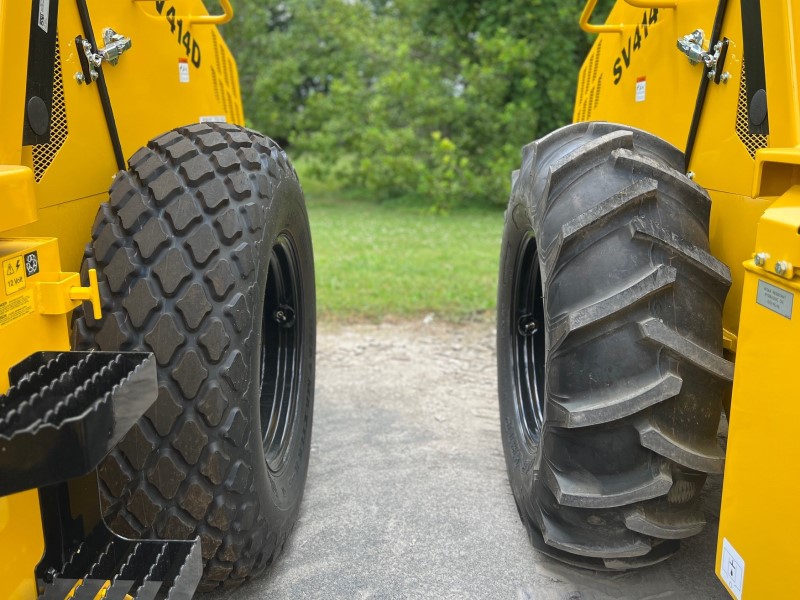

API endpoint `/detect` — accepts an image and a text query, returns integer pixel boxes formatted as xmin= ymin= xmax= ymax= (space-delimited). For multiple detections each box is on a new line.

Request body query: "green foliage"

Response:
xmin=226 ymin=0 xmax=596 ymax=208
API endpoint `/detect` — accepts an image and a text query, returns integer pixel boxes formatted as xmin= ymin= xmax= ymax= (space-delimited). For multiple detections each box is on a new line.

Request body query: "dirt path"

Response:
xmin=209 ymin=320 xmax=729 ymax=599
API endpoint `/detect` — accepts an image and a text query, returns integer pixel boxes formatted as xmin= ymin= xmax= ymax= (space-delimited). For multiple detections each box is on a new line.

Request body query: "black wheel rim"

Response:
xmin=512 ymin=233 xmax=546 ymax=446
xmin=260 ymin=232 xmax=303 ymax=473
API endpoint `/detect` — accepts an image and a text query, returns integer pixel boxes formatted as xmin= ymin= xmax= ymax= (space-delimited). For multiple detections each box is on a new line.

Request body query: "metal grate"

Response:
xmin=32 ymin=35 xmax=68 ymax=182
xmin=576 ymin=40 xmax=603 ymax=122
xmin=211 ymin=30 xmax=243 ymax=123
xmin=735 ymin=59 xmax=768 ymax=158
xmin=593 ymin=74 xmax=603 ymax=111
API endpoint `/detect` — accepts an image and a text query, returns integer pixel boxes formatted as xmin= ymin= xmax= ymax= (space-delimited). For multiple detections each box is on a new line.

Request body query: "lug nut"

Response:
xmin=518 ymin=316 xmax=540 ymax=337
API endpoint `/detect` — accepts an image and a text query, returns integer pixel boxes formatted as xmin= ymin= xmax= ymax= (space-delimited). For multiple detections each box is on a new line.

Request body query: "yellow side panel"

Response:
xmin=716 ymin=268 xmax=800 ymax=599
xmin=716 ymin=187 xmax=800 ymax=598
xmin=0 ymin=491 xmax=44 ymax=600
xmin=0 ymin=0 xmax=32 ymax=166
xmin=574 ymin=0 xmax=718 ymax=153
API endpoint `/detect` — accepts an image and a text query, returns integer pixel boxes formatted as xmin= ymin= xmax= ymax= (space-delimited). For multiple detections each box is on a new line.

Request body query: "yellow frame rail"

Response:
xmin=131 ymin=0 xmax=234 ymax=26
xmin=580 ymin=0 xmax=678 ymax=34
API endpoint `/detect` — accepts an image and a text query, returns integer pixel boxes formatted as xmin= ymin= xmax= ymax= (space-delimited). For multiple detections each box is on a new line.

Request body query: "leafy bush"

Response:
xmin=226 ymin=0 xmax=596 ymax=209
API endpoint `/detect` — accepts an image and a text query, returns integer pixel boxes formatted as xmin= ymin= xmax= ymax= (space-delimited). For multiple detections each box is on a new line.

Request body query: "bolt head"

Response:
xmin=720 ymin=72 xmax=731 ymax=83
xmin=775 ymin=261 xmax=789 ymax=276
xmin=755 ymin=253 xmax=769 ymax=267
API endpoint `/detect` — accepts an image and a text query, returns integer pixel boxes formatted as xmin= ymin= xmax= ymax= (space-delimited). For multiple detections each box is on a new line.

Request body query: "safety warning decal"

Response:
xmin=179 ymin=58 xmax=190 ymax=83
xmin=3 ymin=256 xmax=26 ymax=295
xmin=635 ymin=76 xmax=646 ymax=102
xmin=0 ymin=290 xmax=34 ymax=329
xmin=720 ymin=538 xmax=745 ymax=600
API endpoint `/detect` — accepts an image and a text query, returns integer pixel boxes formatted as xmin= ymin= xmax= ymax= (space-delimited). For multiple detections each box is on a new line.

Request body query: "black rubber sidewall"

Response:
xmin=251 ymin=183 xmax=315 ymax=520
xmin=497 ymin=198 xmax=539 ymax=509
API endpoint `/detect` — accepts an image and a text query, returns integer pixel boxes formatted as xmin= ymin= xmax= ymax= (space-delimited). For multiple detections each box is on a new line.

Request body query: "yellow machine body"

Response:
xmin=0 ymin=1 xmax=244 ymax=597
xmin=576 ymin=1 xmax=800 ymax=597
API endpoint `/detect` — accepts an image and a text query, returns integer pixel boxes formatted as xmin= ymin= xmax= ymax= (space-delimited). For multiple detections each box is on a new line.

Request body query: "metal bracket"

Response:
xmin=676 ymin=29 xmax=730 ymax=83
xmin=75 ymin=28 xmax=132 ymax=84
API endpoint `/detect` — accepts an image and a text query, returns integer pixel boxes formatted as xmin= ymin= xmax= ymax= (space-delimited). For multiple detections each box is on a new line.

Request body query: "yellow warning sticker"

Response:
xmin=0 ymin=290 xmax=34 ymax=329
xmin=2 ymin=256 xmax=26 ymax=295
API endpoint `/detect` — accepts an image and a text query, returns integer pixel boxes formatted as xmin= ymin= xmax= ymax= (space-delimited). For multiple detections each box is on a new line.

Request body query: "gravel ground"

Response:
xmin=207 ymin=320 xmax=730 ymax=600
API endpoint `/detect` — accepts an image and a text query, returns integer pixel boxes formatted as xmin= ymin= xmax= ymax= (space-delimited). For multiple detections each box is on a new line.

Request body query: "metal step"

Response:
xmin=39 ymin=522 xmax=201 ymax=600
xmin=0 ymin=351 xmax=157 ymax=496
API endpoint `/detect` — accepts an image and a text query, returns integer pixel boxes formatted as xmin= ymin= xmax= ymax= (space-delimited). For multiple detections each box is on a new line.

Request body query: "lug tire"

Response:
xmin=73 ymin=123 xmax=315 ymax=590
xmin=498 ymin=122 xmax=733 ymax=569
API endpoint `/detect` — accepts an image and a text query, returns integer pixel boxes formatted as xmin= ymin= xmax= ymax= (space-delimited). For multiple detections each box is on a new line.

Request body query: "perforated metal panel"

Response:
xmin=211 ymin=31 xmax=243 ymax=124
xmin=31 ymin=36 xmax=68 ymax=182
xmin=576 ymin=40 xmax=603 ymax=122
xmin=736 ymin=60 xmax=768 ymax=158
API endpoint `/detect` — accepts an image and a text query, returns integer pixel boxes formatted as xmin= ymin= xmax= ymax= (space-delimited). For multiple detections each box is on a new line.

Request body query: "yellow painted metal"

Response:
xmin=760 ymin=2 xmax=800 ymax=149
xmin=36 ymin=268 xmax=102 ymax=320
xmin=132 ymin=0 xmax=235 ymax=26
xmin=715 ymin=186 xmax=800 ymax=599
xmin=0 ymin=166 xmax=38 ymax=234
xmin=0 ymin=1 xmax=32 ymax=166
xmin=579 ymin=0 xmax=677 ymax=35
xmin=0 ymin=491 xmax=45 ymax=600
xmin=752 ymin=148 xmax=800 ymax=198
xmin=574 ymin=0 xmax=718 ymax=151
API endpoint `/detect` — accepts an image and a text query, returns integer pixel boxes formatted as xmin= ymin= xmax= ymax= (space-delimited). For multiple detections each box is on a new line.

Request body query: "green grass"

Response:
xmin=301 ymin=176 xmax=504 ymax=322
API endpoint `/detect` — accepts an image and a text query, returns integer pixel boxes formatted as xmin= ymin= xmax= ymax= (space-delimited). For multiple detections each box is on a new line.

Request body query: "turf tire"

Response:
xmin=72 ymin=123 xmax=315 ymax=590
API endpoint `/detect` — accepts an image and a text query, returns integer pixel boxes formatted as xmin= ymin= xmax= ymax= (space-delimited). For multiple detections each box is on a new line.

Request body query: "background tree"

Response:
xmin=225 ymin=0 xmax=609 ymax=208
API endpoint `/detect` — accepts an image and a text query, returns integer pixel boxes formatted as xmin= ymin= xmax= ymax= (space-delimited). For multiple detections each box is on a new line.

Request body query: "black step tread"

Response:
xmin=102 ymin=580 xmax=134 ymax=600
xmin=0 ymin=351 xmax=157 ymax=497
xmin=42 ymin=538 xmax=200 ymax=600
xmin=69 ymin=579 xmax=107 ymax=600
